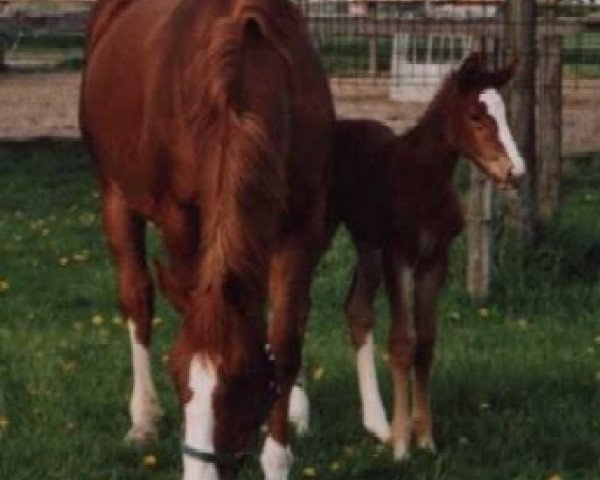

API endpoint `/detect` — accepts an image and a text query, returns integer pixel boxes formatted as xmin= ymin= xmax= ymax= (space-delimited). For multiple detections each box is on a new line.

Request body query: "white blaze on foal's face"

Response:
xmin=479 ymin=89 xmax=526 ymax=179
xmin=183 ymin=356 xmax=218 ymax=480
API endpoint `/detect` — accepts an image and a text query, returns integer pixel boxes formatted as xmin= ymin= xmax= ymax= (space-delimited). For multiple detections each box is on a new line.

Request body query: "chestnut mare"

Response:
xmin=321 ymin=53 xmax=525 ymax=459
xmin=80 ymin=0 xmax=333 ymax=479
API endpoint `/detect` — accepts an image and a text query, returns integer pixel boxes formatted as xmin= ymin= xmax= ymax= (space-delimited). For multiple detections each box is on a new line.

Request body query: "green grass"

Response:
xmin=0 ymin=142 xmax=599 ymax=479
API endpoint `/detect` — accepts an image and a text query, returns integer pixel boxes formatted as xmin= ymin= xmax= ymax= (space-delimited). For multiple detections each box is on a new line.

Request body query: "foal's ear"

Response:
xmin=456 ymin=51 xmax=486 ymax=90
xmin=457 ymin=52 xmax=518 ymax=91
xmin=486 ymin=58 xmax=519 ymax=88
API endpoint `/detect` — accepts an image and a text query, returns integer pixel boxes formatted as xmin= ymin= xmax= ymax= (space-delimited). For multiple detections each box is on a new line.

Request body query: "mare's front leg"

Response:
xmin=102 ymin=187 xmax=163 ymax=444
xmin=155 ymin=200 xmax=199 ymax=313
xmin=383 ymin=248 xmax=415 ymax=460
xmin=261 ymin=238 xmax=318 ymax=480
xmin=345 ymin=246 xmax=390 ymax=442
xmin=412 ymin=251 xmax=448 ymax=451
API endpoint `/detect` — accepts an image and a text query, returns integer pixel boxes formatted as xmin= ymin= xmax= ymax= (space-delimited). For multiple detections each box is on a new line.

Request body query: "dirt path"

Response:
xmin=1 ymin=72 xmax=598 ymax=155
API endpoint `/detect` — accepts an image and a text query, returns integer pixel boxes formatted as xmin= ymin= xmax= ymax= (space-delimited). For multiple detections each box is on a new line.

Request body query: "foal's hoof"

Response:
xmin=415 ymin=436 xmax=436 ymax=453
xmin=125 ymin=424 xmax=159 ymax=447
xmin=392 ymin=441 xmax=411 ymax=462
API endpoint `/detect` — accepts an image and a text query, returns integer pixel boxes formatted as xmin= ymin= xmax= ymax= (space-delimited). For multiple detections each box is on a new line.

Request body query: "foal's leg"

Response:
xmin=288 ymin=370 xmax=310 ymax=436
xmin=261 ymin=239 xmax=317 ymax=480
xmin=103 ymin=189 xmax=162 ymax=444
xmin=411 ymin=252 xmax=447 ymax=452
xmin=345 ymin=247 xmax=390 ymax=442
xmin=383 ymin=249 xmax=415 ymax=460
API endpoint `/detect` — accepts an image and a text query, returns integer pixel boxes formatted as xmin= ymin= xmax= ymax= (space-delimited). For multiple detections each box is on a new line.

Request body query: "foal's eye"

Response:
xmin=469 ymin=111 xmax=485 ymax=123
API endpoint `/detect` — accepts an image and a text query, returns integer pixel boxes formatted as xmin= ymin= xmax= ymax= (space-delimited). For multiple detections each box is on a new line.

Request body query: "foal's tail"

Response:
xmin=191 ymin=2 xmax=292 ymax=362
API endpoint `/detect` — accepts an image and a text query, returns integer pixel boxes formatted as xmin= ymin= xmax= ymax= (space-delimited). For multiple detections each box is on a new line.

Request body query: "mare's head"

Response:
xmin=169 ymin=276 xmax=279 ymax=480
xmin=444 ymin=52 xmax=526 ymax=186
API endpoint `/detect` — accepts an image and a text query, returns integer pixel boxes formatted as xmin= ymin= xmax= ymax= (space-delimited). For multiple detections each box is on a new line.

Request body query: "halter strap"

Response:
xmin=181 ymin=442 xmax=247 ymax=465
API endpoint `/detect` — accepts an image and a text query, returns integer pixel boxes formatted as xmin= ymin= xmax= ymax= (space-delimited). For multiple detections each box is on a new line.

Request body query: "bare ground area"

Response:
xmin=1 ymin=72 xmax=599 ymax=154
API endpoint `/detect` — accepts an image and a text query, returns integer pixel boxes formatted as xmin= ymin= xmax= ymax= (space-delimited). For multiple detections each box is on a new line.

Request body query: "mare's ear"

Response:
xmin=456 ymin=51 xmax=485 ymax=91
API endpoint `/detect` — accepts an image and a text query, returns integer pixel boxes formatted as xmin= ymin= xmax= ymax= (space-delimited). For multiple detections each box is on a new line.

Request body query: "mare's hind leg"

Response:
xmin=103 ymin=188 xmax=162 ymax=444
xmin=411 ymin=252 xmax=447 ymax=452
xmin=345 ymin=247 xmax=390 ymax=442
xmin=383 ymin=248 xmax=415 ymax=460
xmin=261 ymin=239 xmax=318 ymax=480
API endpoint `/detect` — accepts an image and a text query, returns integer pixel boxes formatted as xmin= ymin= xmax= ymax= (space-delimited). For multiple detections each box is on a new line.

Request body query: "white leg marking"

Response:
xmin=480 ymin=89 xmax=526 ymax=177
xmin=260 ymin=436 xmax=293 ymax=480
xmin=126 ymin=321 xmax=162 ymax=443
xmin=183 ymin=356 xmax=218 ymax=480
xmin=288 ymin=384 xmax=310 ymax=436
xmin=357 ymin=332 xmax=390 ymax=442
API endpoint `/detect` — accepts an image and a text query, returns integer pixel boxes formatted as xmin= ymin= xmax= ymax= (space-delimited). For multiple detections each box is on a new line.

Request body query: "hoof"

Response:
xmin=415 ymin=436 xmax=436 ymax=453
xmin=125 ymin=424 xmax=159 ymax=447
xmin=363 ymin=415 xmax=391 ymax=443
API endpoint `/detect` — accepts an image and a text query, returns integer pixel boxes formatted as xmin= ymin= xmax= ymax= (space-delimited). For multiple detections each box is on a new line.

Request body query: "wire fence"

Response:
xmin=0 ymin=0 xmax=598 ymax=153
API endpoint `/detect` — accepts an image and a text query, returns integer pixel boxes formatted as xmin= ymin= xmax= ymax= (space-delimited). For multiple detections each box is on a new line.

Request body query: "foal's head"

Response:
xmin=443 ymin=52 xmax=526 ymax=186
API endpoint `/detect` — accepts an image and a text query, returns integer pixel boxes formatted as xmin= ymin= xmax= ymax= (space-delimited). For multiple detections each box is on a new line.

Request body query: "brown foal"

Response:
xmin=324 ymin=52 xmax=525 ymax=459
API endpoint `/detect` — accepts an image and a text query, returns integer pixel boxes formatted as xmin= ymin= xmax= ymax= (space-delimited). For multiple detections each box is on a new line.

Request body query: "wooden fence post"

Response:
xmin=536 ymin=4 xmax=562 ymax=221
xmin=467 ymin=166 xmax=493 ymax=302
xmin=465 ymin=34 xmax=497 ymax=301
xmin=504 ymin=0 xmax=537 ymax=242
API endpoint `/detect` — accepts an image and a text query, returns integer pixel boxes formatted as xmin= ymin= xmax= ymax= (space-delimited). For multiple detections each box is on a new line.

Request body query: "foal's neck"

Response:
xmin=404 ymin=103 xmax=459 ymax=182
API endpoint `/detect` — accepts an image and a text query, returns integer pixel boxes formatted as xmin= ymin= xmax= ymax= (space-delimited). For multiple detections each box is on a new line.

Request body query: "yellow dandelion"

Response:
xmin=142 ymin=454 xmax=157 ymax=467
xmin=0 ymin=416 xmax=8 ymax=430
xmin=449 ymin=311 xmax=461 ymax=320
xmin=62 ymin=361 xmax=77 ymax=373
xmin=330 ymin=461 xmax=341 ymax=472
xmin=91 ymin=314 xmax=104 ymax=326
xmin=548 ymin=474 xmax=563 ymax=480
xmin=112 ymin=316 xmax=123 ymax=326
xmin=0 ymin=279 xmax=9 ymax=292
xmin=381 ymin=352 xmax=390 ymax=362
xmin=594 ymin=335 xmax=600 ymax=345
xmin=478 ymin=307 xmax=490 ymax=317
xmin=302 ymin=466 xmax=316 ymax=477
xmin=152 ymin=317 xmax=162 ymax=326
xmin=79 ymin=212 xmax=96 ymax=226
xmin=162 ymin=354 xmax=170 ymax=364
xmin=41 ymin=228 xmax=50 ymax=237
xmin=312 ymin=366 xmax=325 ymax=381
xmin=343 ymin=445 xmax=355 ymax=456
xmin=517 ymin=318 xmax=528 ymax=328
xmin=59 ymin=256 xmax=69 ymax=266
xmin=479 ymin=402 xmax=490 ymax=410
xmin=72 ymin=252 xmax=88 ymax=262
xmin=72 ymin=321 xmax=84 ymax=331
xmin=65 ymin=422 xmax=75 ymax=431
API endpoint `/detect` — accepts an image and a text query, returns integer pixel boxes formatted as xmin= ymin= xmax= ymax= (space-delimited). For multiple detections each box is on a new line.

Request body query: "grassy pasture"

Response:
xmin=0 ymin=142 xmax=599 ymax=480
